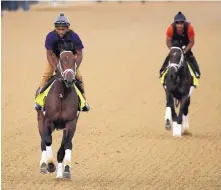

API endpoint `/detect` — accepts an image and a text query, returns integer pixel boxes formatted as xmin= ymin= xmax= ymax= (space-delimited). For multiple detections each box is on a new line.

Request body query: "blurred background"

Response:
xmin=1 ymin=0 xmax=99 ymax=14
xmin=1 ymin=1 xmax=221 ymax=190
xmin=1 ymin=0 xmax=37 ymax=12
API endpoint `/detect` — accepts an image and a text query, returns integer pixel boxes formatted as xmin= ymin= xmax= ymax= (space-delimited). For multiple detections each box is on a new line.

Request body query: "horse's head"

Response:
xmin=167 ymin=46 xmax=185 ymax=81
xmin=57 ymin=50 xmax=77 ymax=88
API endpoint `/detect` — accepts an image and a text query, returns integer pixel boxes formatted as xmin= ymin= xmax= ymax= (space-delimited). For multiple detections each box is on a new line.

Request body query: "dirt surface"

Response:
xmin=2 ymin=2 xmax=221 ymax=190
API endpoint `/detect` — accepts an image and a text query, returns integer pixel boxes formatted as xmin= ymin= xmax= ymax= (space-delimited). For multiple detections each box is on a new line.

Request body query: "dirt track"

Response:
xmin=2 ymin=2 xmax=221 ymax=190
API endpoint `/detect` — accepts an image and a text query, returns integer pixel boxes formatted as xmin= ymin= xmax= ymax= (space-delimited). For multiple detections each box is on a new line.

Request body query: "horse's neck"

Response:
xmin=178 ymin=62 xmax=191 ymax=90
xmin=55 ymin=79 xmax=74 ymax=98
xmin=182 ymin=62 xmax=189 ymax=76
xmin=55 ymin=79 xmax=65 ymax=95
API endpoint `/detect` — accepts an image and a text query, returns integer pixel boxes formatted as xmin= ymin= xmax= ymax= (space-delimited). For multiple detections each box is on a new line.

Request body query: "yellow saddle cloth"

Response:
xmin=35 ymin=81 xmax=86 ymax=111
xmin=160 ymin=63 xmax=199 ymax=87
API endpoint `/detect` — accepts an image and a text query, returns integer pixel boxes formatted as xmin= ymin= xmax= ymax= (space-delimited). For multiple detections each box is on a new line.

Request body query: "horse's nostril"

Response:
xmin=65 ymin=79 xmax=74 ymax=84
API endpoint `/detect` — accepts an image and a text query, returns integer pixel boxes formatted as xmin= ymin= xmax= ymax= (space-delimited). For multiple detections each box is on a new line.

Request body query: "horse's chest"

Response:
xmin=46 ymin=95 xmax=78 ymax=121
xmin=60 ymin=101 xmax=78 ymax=119
xmin=173 ymin=89 xmax=183 ymax=99
xmin=173 ymin=85 xmax=188 ymax=99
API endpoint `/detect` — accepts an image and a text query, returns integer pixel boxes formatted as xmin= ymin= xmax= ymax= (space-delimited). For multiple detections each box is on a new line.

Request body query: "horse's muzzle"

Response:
xmin=63 ymin=70 xmax=75 ymax=88
xmin=64 ymin=80 xmax=74 ymax=88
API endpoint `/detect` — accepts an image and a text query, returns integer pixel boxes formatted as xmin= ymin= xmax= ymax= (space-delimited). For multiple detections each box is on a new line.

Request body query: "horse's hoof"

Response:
xmin=165 ymin=119 xmax=171 ymax=130
xmin=56 ymin=175 xmax=63 ymax=179
xmin=47 ymin=162 xmax=56 ymax=173
xmin=173 ymin=124 xmax=182 ymax=137
xmin=56 ymin=163 xmax=63 ymax=178
xmin=63 ymin=165 xmax=71 ymax=179
xmin=40 ymin=163 xmax=47 ymax=174
xmin=182 ymin=124 xmax=190 ymax=135
xmin=182 ymin=130 xmax=192 ymax=136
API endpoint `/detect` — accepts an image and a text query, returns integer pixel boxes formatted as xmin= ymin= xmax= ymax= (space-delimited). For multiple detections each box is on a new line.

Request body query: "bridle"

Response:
xmin=167 ymin=47 xmax=184 ymax=72
xmin=56 ymin=50 xmax=77 ymax=83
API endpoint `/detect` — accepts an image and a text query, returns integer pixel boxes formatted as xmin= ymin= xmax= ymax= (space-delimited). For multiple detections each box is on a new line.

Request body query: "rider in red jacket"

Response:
xmin=160 ymin=11 xmax=201 ymax=79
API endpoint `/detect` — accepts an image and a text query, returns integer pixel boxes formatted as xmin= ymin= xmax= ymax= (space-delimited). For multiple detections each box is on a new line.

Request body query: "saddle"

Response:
xmin=160 ymin=62 xmax=199 ymax=87
xmin=40 ymin=75 xmax=84 ymax=95
xmin=35 ymin=76 xmax=86 ymax=111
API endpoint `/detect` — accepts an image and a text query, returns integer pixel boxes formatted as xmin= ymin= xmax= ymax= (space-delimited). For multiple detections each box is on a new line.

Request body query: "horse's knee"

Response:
xmin=64 ymin=140 xmax=72 ymax=150
xmin=183 ymin=98 xmax=190 ymax=115
xmin=64 ymin=131 xmax=74 ymax=150
xmin=166 ymin=99 xmax=172 ymax=107
xmin=63 ymin=121 xmax=76 ymax=150
xmin=43 ymin=133 xmax=52 ymax=146
xmin=41 ymin=140 xmax=46 ymax=151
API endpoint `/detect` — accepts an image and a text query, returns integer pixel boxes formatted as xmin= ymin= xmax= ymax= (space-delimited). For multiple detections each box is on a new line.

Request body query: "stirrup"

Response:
xmin=82 ymin=102 xmax=90 ymax=112
xmin=35 ymin=103 xmax=43 ymax=111
xmin=195 ymin=72 xmax=200 ymax=79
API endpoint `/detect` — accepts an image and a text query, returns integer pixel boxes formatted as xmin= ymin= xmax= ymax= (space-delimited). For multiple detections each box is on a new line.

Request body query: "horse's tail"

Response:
xmin=175 ymin=98 xmax=180 ymax=108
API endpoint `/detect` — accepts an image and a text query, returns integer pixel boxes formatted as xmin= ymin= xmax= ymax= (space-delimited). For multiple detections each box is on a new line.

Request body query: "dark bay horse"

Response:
xmin=38 ymin=48 xmax=79 ymax=179
xmin=163 ymin=46 xmax=194 ymax=137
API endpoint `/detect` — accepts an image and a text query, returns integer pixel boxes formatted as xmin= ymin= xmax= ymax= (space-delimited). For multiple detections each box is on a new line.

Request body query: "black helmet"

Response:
xmin=174 ymin=11 xmax=186 ymax=22
xmin=54 ymin=12 xmax=70 ymax=27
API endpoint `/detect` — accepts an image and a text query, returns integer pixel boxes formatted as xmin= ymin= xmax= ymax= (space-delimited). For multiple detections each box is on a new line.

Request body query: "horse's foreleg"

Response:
xmin=171 ymin=97 xmax=178 ymax=130
xmin=39 ymin=140 xmax=48 ymax=174
xmin=174 ymin=95 xmax=189 ymax=137
xmin=165 ymin=91 xmax=173 ymax=130
xmin=182 ymin=97 xmax=190 ymax=134
xmin=56 ymin=131 xmax=66 ymax=178
xmin=43 ymin=118 xmax=56 ymax=173
xmin=37 ymin=111 xmax=45 ymax=150
xmin=63 ymin=119 xmax=77 ymax=179
xmin=37 ymin=111 xmax=48 ymax=174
